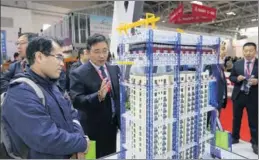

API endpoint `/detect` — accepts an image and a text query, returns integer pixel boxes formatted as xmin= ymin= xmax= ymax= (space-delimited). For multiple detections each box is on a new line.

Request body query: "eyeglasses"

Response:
xmin=15 ymin=42 xmax=28 ymax=46
xmin=49 ymin=54 xmax=64 ymax=61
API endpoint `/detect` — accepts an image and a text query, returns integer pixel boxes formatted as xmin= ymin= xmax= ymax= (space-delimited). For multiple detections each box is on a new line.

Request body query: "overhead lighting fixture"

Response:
xmin=162 ymin=20 xmax=166 ymax=23
xmin=42 ymin=24 xmax=51 ymax=31
xmin=226 ymin=11 xmax=236 ymax=16
xmin=191 ymin=1 xmax=203 ymax=5
xmin=251 ymin=18 xmax=258 ymax=22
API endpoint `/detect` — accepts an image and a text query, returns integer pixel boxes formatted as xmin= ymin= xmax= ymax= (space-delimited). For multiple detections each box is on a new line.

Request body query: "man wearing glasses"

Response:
xmin=70 ymin=34 xmax=121 ymax=158
xmin=0 ymin=33 xmax=67 ymax=94
xmin=2 ymin=37 xmax=90 ymax=158
xmin=0 ymin=33 xmax=37 ymax=94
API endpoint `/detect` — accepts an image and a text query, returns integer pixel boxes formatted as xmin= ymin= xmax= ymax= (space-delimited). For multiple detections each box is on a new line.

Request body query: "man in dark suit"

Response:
xmin=204 ymin=63 xmax=228 ymax=127
xmin=66 ymin=48 xmax=89 ymax=91
xmin=70 ymin=48 xmax=89 ymax=71
xmin=70 ymin=34 xmax=120 ymax=158
xmin=230 ymin=42 xmax=258 ymax=154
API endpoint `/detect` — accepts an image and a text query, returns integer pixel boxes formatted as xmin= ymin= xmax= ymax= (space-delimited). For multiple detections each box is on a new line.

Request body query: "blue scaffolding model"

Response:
xmin=117 ymin=28 xmax=221 ymax=160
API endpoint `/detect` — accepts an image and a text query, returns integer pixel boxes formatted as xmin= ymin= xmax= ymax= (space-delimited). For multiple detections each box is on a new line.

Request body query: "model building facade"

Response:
xmin=125 ymin=71 xmax=210 ymax=159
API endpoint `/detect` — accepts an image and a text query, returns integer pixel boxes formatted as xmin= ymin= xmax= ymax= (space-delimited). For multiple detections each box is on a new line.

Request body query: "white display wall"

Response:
xmin=233 ymin=36 xmax=258 ymax=58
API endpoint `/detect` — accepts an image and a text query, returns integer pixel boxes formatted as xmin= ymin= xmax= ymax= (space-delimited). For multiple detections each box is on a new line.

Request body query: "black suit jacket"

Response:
xmin=204 ymin=64 xmax=227 ymax=109
xmin=230 ymin=59 xmax=258 ymax=100
xmin=69 ymin=62 xmax=121 ymax=136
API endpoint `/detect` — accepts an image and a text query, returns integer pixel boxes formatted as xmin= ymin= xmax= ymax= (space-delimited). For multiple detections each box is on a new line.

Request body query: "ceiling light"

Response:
xmin=162 ymin=20 xmax=166 ymax=23
xmin=251 ymin=18 xmax=258 ymax=22
xmin=226 ymin=12 xmax=236 ymax=16
xmin=42 ymin=24 xmax=51 ymax=31
xmin=191 ymin=1 xmax=203 ymax=5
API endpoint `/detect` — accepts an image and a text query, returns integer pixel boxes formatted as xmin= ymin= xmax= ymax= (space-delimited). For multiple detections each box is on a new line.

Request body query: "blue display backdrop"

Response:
xmin=1 ymin=30 xmax=7 ymax=63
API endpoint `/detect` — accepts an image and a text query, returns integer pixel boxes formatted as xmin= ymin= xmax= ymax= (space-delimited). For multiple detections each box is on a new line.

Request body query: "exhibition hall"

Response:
xmin=0 ymin=1 xmax=258 ymax=159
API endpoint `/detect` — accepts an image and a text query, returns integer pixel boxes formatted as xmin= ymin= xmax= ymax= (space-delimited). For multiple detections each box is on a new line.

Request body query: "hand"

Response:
xmin=249 ymin=78 xmax=258 ymax=86
xmin=76 ymin=152 xmax=85 ymax=159
xmin=70 ymin=154 xmax=77 ymax=159
xmin=237 ymin=75 xmax=246 ymax=82
xmin=70 ymin=153 xmax=85 ymax=159
xmin=99 ymin=78 xmax=110 ymax=100
xmin=84 ymin=136 xmax=90 ymax=154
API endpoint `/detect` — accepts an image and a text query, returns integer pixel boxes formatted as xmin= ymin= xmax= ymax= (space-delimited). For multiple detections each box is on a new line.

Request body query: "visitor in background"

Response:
xmin=12 ymin=52 xmax=20 ymax=63
xmin=66 ymin=48 xmax=89 ymax=91
xmin=0 ymin=33 xmax=38 ymax=94
xmin=0 ymin=33 xmax=66 ymax=94
xmin=230 ymin=42 xmax=258 ymax=155
xmin=71 ymin=48 xmax=89 ymax=70
xmin=225 ymin=60 xmax=233 ymax=72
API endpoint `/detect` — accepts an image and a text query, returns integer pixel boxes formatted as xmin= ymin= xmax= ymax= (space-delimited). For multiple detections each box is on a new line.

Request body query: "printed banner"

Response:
xmin=175 ymin=14 xmax=214 ymax=24
xmin=192 ymin=3 xmax=217 ymax=19
xmin=89 ymin=15 xmax=112 ymax=37
xmin=169 ymin=4 xmax=184 ymax=23
xmin=168 ymin=3 xmax=216 ymax=24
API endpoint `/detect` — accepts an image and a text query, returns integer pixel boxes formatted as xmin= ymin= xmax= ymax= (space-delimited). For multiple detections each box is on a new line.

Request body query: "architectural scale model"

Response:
xmin=117 ymin=26 xmax=220 ymax=159
xmin=124 ymin=70 xmax=211 ymax=159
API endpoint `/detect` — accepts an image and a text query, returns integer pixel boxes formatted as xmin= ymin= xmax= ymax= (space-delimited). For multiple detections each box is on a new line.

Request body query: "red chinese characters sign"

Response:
xmin=169 ymin=3 xmax=184 ymax=23
xmin=169 ymin=3 xmax=217 ymax=24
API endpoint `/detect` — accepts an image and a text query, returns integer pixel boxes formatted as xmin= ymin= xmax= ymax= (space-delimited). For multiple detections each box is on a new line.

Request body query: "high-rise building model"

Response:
xmin=126 ymin=74 xmax=174 ymax=159
xmin=124 ymin=71 xmax=211 ymax=159
xmin=118 ymin=28 xmax=219 ymax=160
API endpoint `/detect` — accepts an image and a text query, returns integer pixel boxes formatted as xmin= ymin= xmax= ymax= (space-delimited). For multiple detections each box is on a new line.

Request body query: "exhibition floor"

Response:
xmin=220 ymin=99 xmax=257 ymax=159
xmin=109 ymin=131 xmax=257 ymax=159
xmin=104 ymin=137 xmax=250 ymax=159
xmin=106 ymin=98 xmax=258 ymax=159
xmin=220 ymin=99 xmax=250 ymax=142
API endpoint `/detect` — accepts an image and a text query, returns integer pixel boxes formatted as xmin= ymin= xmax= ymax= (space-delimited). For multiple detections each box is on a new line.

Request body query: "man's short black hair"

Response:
xmin=13 ymin=52 xmax=19 ymax=58
xmin=86 ymin=34 xmax=108 ymax=51
xmin=243 ymin=42 xmax=257 ymax=50
xmin=77 ymin=48 xmax=85 ymax=59
xmin=19 ymin=33 xmax=38 ymax=42
xmin=26 ymin=36 xmax=63 ymax=65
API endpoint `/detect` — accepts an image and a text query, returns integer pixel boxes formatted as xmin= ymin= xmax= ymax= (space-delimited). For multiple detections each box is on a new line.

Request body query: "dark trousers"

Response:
xmin=95 ymin=121 xmax=117 ymax=158
xmin=82 ymin=116 xmax=118 ymax=159
xmin=232 ymin=92 xmax=258 ymax=145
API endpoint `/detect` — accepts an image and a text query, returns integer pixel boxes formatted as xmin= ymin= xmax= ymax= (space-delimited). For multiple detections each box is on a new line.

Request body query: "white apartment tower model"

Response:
xmin=127 ymin=74 xmax=174 ymax=159
xmin=125 ymin=71 xmax=210 ymax=159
